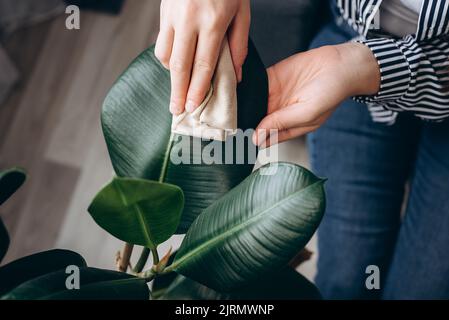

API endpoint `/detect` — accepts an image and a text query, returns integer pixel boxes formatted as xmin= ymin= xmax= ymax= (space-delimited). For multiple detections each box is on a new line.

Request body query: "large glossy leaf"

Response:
xmin=88 ymin=177 xmax=183 ymax=248
xmin=0 ymin=249 xmax=87 ymax=296
xmin=0 ymin=219 xmax=9 ymax=263
xmin=2 ymin=267 xmax=149 ymax=300
xmin=0 ymin=168 xmax=26 ymax=263
xmin=101 ymin=39 xmax=268 ymax=233
xmin=0 ymin=168 xmax=26 ymax=206
xmin=169 ymin=163 xmax=326 ymax=291
xmin=162 ymin=267 xmax=322 ymax=300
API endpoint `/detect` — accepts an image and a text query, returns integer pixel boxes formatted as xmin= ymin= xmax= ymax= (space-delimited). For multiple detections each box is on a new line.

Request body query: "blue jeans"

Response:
xmin=308 ymin=19 xmax=449 ymax=299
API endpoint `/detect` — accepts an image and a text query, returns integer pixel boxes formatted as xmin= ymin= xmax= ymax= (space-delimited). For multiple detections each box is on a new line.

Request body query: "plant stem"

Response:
xmin=158 ymin=133 xmax=175 ymax=183
xmin=151 ymin=247 xmax=160 ymax=265
xmin=144 ymin=274 xmax=156 ymax=283
xmin=114 ymin=180 xmax=135 ymax=272
xmin=136 ymin=268 xmax=156 ymax=282
xmin=133 ymin=247 xmax=151 ymax=273
xmin=147 ymin=135 xmax=173 ymax=269
xmin=117 ymin=135 xmax=174 ymax=274
xmin=118 ymin=243 xmax=134 ymax=272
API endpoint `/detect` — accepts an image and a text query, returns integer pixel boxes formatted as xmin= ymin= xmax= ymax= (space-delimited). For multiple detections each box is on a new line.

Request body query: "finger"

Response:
xmin=266 ymin=66 xmax=283 ymax=113
xmin=252 ymin=103 xmax=329 ymax=146
xmin=254 ymin=107 xmax=333 ymax=146
xmin=256 ymin=103 xmax=321 ymax=133
xmin=228 ymin=1 xmax=250 ymax=82
xmin=155 ymin=27 xmax=174 ymax=69
xmin=169 ymin=31 xmax=198 ymax=115
xmin=274 ymin=126 xmax=319 ymax=146
xmin=266 ymin=66 xmax=278 ymax=97
xmin=185 ymin=32 xmax=223 ymax=112
xmin=254 ymin=124 xmax=318 ymax=148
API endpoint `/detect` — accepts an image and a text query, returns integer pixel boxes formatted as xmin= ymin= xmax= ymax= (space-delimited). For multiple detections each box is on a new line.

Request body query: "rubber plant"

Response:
xmin=0 ymin=39 xmax=326 ymax=300
xmin=89 ymin=39 xmax=326 ymax=299
xmin=0 ymin=168 xmax=149 ymax=300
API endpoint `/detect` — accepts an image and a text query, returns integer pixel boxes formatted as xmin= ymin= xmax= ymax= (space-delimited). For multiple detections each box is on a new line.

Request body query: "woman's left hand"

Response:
xmin=253 ymin=42 xmax=381 ymax=147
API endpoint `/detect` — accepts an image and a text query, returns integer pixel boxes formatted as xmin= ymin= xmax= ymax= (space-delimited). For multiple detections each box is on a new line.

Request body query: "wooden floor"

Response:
xmin=0 ymin=0 xmax=316 ymax=279
xmin=0 ymin=0 xmax=164 ymax=267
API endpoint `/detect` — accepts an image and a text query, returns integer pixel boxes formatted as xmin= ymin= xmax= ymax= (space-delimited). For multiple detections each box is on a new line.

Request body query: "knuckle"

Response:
xmin=194 ymin=58 xmax=214 ymax=73
xmin=170 ymin=58 xmax=188 ymax=73
xmin=178 ymin=2 xmax=197 ymax=23
xmin=209 ymin=18 xmax=225 ymax=32
xmin=204 ymin=12 xmax=225 ymax=31
xmin=269 ymin=113 xmax=285 ymax=131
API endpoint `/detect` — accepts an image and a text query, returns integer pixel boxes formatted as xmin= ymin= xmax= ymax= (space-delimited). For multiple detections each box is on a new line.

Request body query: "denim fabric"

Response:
xmin=308 ymin=17 xmax=449 ymax=299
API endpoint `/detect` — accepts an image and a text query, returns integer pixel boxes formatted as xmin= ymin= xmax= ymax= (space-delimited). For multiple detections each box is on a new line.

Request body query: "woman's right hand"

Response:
xmin=155 ymin=0 xmax=250 ymax=115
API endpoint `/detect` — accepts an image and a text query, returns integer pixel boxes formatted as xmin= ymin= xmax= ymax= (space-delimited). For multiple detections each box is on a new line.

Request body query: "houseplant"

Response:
xmin=0 ymin=168 xmax=150 ymax=299
xmin=0 ymin=40 xmax=326 ymax=300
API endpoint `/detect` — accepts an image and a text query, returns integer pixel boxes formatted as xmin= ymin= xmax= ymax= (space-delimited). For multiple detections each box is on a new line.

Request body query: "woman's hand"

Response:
xmin=253 ymin=42 xmax=381 ymax=146
xmin=155 ymin=0 xmax=250 ymax=115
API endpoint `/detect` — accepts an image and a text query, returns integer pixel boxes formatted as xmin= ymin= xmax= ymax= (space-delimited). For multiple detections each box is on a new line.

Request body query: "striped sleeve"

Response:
xmin=354 ymin=35 xmax=449 ymax=121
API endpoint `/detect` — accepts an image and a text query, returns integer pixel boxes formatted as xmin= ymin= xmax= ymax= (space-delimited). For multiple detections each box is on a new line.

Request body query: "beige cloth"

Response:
xmin=171 ymin=39 xmax=238 ymax=141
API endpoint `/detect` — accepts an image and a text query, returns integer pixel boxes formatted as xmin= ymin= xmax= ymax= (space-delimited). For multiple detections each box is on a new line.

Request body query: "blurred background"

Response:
xmin=0 ymin=0 xmax=324 ymax=281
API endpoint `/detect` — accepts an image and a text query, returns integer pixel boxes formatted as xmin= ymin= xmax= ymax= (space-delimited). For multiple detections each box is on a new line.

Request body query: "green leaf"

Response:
xmin=162 ymin=267 xmax=321 ymax=300
xmin=88 ymin=177 xmax=183 ymax=248
xmin=0 ymin=219 xmax=9 ymax=263
xmin=170 ymin=163 xmax=326 ymax=291
xmin=0 ymin=168 xmax=26 ymax=263
xmin=0 ymin=167 xmax=26 ymax=206
xmin=161 ymin=275 xmax=223 ymax=300
xmin=101 ymin=39 xmax=267 ymax=233
xmin=2 ymin=267 xmax=149 ymax=300
xmin=0 ymin=249 xmax=87 ymax=296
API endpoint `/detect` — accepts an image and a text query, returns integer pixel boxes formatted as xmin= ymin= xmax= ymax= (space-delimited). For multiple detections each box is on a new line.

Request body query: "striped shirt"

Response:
xmin=337 ymin=0 xmax=449 ymax=124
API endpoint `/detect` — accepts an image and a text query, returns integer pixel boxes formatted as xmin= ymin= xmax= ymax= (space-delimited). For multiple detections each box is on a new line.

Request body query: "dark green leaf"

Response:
xmin=162 ymin=275 xmax=223 ymax=300
xmin=0 ymin=219 xmax=9 ymax=263
xmin=0 ymin=249 xmax=87 ymax=296
xmin=101 ymin=39 xmax=267 ymax=233
xmin=2 ymin=267 xmax=149 ymax=300
xmin=162 ymin=267 xmax=321 ymax=300
xmin=88 ymin=177 xmax=183 ymax=248
xmin=170 ymin=163 xmax=326 ymax=291
xmin=0 ymin=168 xmax=26 ymax=206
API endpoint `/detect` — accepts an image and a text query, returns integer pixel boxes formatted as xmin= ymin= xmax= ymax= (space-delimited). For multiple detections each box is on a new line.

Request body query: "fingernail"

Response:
xmin=253 ymin=129 xmax=268 ymax=147
xmin=185 ymin=100 xmax=196 ymax=113
xmin=252 ymin=135 xmax=257 ymax=145
xmin=252 ymin=131 xmax=258 ymax=145
xmin=237 ymin=68 xmax=243 ymax=83
xmin=170 ymin=102 xmax=182 ymax=115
